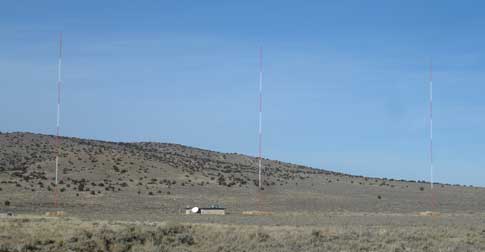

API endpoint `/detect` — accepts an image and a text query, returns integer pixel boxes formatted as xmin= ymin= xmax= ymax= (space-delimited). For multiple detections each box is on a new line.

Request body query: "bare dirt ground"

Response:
xmin=1 ymin=132 xmax=485 ymax=251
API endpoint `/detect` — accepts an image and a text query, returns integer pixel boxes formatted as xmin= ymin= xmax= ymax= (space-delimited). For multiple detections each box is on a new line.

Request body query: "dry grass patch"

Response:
xmin=418 ymin=211 xmax=441 ymax=217
xmin=1 ymin=217 xmax=484 ymax=252
xmin=241 ymin=211 xmax=273 ymax=216
xmin=45 ymin=211 xmax=65 ymax=217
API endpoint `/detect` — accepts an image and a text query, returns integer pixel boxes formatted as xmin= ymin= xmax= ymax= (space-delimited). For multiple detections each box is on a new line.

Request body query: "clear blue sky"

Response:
xmin=1 ymin=1 xmax=485 ymax=186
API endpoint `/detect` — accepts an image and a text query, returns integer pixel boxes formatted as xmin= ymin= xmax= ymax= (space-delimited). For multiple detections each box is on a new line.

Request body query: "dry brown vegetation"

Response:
xmin=1 ymin=216 xmax=484 ymax=252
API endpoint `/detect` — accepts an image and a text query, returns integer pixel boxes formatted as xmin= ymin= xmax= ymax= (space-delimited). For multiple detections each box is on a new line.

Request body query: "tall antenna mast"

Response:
xmin=429 ymin=59 xmax=433 ymax=190
xmin=258 ymin=47 xmax=263 ymax=190
xmin=55 ymin=32 xmax=63 ymax=208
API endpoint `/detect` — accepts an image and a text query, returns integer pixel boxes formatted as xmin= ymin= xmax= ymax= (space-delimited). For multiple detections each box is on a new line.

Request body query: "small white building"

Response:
xmin=185 ymin=206 xmax=225 ymax=215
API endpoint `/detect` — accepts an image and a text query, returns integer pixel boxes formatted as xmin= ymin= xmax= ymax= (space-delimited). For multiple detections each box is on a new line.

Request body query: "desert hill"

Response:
xmin=0 ymin=131 xmax=484 ymax=221
xmin=0 ymin=131 xmax=333 ymax=192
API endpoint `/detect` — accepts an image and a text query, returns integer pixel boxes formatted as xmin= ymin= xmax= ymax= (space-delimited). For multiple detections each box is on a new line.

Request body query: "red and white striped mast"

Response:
xmin=429 ymin=59 xmax=433 ymax=190
xmin=258 ymin=47 xmax=263 ymax=190
xmin=428 ymin=59 xmax=438 ymax=210
xmin=54 ymin=32 xmax=62 ymax=208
